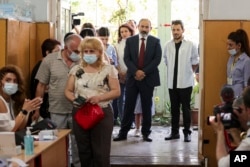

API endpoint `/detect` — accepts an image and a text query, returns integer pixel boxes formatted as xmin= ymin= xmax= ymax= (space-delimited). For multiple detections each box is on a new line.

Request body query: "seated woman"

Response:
xmin=0 ymin=65 xmax=42 ymax=132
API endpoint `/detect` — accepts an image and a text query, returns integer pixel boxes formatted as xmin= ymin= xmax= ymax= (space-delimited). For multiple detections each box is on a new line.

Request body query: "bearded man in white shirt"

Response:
xmin=163 ymin=20 xmax=199 ymax=142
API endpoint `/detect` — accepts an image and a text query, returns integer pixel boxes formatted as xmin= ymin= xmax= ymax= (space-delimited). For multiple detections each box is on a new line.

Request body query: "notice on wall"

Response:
xmin=208 ymin=0 xmax=250 ymax=20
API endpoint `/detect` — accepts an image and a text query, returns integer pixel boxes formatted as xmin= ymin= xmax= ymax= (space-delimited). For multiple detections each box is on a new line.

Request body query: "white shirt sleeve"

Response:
xmin=218 ymin=155 xmax=229 ymax=167
xmin=191 ymin=42 xmax=199 ymax=65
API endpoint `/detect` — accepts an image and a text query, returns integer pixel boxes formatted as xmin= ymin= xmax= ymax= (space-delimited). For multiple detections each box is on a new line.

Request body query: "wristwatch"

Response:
xmin=21 ymin=109 xmax=28 ymax=115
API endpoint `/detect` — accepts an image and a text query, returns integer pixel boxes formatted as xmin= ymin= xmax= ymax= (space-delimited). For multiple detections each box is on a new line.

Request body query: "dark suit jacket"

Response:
xmin=124 ymin=34 xmax=162 ymax=87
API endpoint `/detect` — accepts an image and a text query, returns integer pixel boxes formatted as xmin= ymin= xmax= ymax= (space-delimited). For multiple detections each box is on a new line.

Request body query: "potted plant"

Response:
xmin=152 ymin=97 xmax=171 ymax=126
xmin=191 ymin=74 xmax=200 ymax=127
xmin=161 ymin=100 xmax=171 ymax=126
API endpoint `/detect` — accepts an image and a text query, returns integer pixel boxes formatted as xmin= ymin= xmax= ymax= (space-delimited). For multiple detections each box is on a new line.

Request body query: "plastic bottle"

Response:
xmin=24 ymin=127 xmax=34 ymax=155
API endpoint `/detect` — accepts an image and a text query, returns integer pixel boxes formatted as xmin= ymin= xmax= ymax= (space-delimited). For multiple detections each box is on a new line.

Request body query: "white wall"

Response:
xmin=203 ymin=0 xmax=250 ymax=20
xmin=7 ymin=0 xmax=49 ymax=21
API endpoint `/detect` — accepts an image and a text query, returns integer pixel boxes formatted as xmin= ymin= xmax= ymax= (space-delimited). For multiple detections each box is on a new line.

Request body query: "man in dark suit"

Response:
xmin=113 ymin=18 xmax=162 ymax=142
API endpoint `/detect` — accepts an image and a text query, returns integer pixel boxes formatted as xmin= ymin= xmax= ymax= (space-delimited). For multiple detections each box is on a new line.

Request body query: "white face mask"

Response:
xmin=3 ymin=83 xmax=18 ymax=95
xmin=83 ymin=54 xmax=98 ymax=64
xmin=228 ymin=49 xmax=237 ymax=56
xmin=69 ymin=52 xmax=80 ymax=62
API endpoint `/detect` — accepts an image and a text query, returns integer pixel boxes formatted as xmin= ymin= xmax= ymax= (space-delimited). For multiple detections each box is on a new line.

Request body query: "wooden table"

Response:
xmin=14 ymin=129 xmax=71 ymax=167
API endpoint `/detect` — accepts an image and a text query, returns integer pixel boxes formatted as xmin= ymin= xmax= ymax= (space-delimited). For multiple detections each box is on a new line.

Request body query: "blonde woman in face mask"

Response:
xmin=0 ymin=65 xmax=42 ymax=132
xmin=226 ymin=29 xmax=250 ymax=97
xmin=65 ymin=37 xmax=120 ymax=167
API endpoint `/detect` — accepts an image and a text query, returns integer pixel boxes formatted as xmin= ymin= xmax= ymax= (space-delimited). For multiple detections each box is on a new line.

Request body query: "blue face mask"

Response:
xmin=69 ymin=52 xmax=80 ymax=62
xmin=3 ymin=83 xmax=18 ymax=95
xmin=83 ymin=54 xmax=98 ymax=64
xmin=228 ymin=49 xmax=237 ymax=56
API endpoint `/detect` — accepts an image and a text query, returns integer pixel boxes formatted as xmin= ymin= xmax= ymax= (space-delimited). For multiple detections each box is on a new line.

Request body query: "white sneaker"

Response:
xmin=134 ymin=129 xmax=140 ymax=137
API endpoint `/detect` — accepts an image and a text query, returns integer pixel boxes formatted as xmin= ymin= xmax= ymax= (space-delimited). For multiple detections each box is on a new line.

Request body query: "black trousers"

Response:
xmin=72 ymin=105 xmax=113 ymax=167
xmin=119 ymin=79 xmax=154 ymax=137
xmin=169 ymin=87 xmax=192 ymax=135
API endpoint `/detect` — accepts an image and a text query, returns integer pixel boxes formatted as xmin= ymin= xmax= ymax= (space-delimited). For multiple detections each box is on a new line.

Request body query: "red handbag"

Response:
xmin=74 ymin=102 xmax=105 ymax=130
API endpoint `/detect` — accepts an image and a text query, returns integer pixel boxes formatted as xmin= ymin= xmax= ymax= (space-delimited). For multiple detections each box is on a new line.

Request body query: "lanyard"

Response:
xmin=229 ymin=57 xmax=239 ymax=78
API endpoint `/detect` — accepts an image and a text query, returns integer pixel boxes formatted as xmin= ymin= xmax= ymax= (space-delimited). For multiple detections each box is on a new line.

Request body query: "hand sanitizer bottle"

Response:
xmin=24 ymin=127 xmax=34 ymax=155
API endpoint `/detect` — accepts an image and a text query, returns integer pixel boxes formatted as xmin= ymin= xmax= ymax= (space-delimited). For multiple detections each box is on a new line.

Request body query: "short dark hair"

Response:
xmin=80 ymin=28 xmax=95 ymax=38
xmin=97 ymin=27 xmax=110 ymax=36
xmin=81 ymin=22 xmax=95 ymax=30
xmin=220 ymin=85 xmax=234 ymax=103
xmin=41 ymin=38 xmax=61 ymax=57
xmin=171 ymin=20 xmax=184 ymax=30
xmin=63 ymin=32 xmax=75 ymax=43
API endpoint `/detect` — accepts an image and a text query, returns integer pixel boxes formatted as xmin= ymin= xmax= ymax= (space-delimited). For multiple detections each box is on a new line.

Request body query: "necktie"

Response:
xmin=138 ymin=38 xmax=145 ymax=69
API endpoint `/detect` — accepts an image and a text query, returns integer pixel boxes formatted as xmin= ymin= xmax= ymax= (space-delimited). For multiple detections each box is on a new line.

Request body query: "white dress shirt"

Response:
xmin=139 ymin=34 xmax=148 ymax=53
xmin=163 ymin=38 xmax=199 ymax=89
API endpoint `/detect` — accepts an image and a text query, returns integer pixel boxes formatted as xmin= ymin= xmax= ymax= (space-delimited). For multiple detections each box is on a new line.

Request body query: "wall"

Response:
xmin=6 ymin=0 xmax=70 ymax=41
xmin=156 ymin=0 xmax=171 ymax=114
xmin=0 ymin=19 xmax=36 ymax=95
xmin=202 ymin=0 xmax=250 ymax=20
xmin=8 ymin=0 xmax=49 ymax=21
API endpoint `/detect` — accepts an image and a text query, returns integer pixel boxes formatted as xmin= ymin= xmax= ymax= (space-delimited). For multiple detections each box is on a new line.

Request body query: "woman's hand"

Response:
xmin=22 ymin=97 xmax=43 ymax=112
xmin=87 ymin=96 xmax=101 ymax=105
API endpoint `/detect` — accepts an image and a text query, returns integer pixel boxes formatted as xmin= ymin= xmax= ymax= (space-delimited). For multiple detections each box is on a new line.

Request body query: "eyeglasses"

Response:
xmin=83 ymin=49 xmax=96 ymax=54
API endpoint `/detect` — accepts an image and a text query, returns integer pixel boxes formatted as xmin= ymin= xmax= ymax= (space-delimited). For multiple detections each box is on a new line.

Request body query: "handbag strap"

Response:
xmin=74 ymin=66 xmax=85 ymax=94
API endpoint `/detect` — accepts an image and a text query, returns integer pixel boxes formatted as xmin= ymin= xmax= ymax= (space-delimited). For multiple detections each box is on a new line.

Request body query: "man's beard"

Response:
xmin=174 ymin=34 xmax=182 ymax=40
xmin=140 ymin=31 xmax=148 ymax=38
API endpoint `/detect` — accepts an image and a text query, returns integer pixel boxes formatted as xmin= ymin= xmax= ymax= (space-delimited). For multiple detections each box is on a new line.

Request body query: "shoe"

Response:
xmin=130 ymin=122 xmax=135 ymax=129
xmin=143 ymin=136 xmax=152 ymax=142
xmin=164 ymin=134 xmax=180 ymax=140
xmin=184 ymin=134 xmax=191 ymax=142
xmin=113 ymin=134 xmax=127 ymax=141
xmin=134 ymin=129 xmax=140 ymax=137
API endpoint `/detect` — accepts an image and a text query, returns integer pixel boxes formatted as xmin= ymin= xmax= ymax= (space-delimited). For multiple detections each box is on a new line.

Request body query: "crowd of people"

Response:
xmin=2 ymin=17 xmax=250 ymax=167
xmin=0 ymin=18 xmax=199 ymax=167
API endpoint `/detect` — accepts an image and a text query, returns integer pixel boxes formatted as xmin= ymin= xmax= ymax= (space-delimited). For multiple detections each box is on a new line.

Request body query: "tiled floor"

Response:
xmin=110 ymin=125 xmax=201 ymax=167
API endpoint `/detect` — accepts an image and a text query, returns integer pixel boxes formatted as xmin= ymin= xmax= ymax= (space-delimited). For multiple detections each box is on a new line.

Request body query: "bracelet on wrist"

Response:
xmin=21 ymin=109 xmax=28 ymax=115
xmin=240 ymin=131 xmax=247 ymax=140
